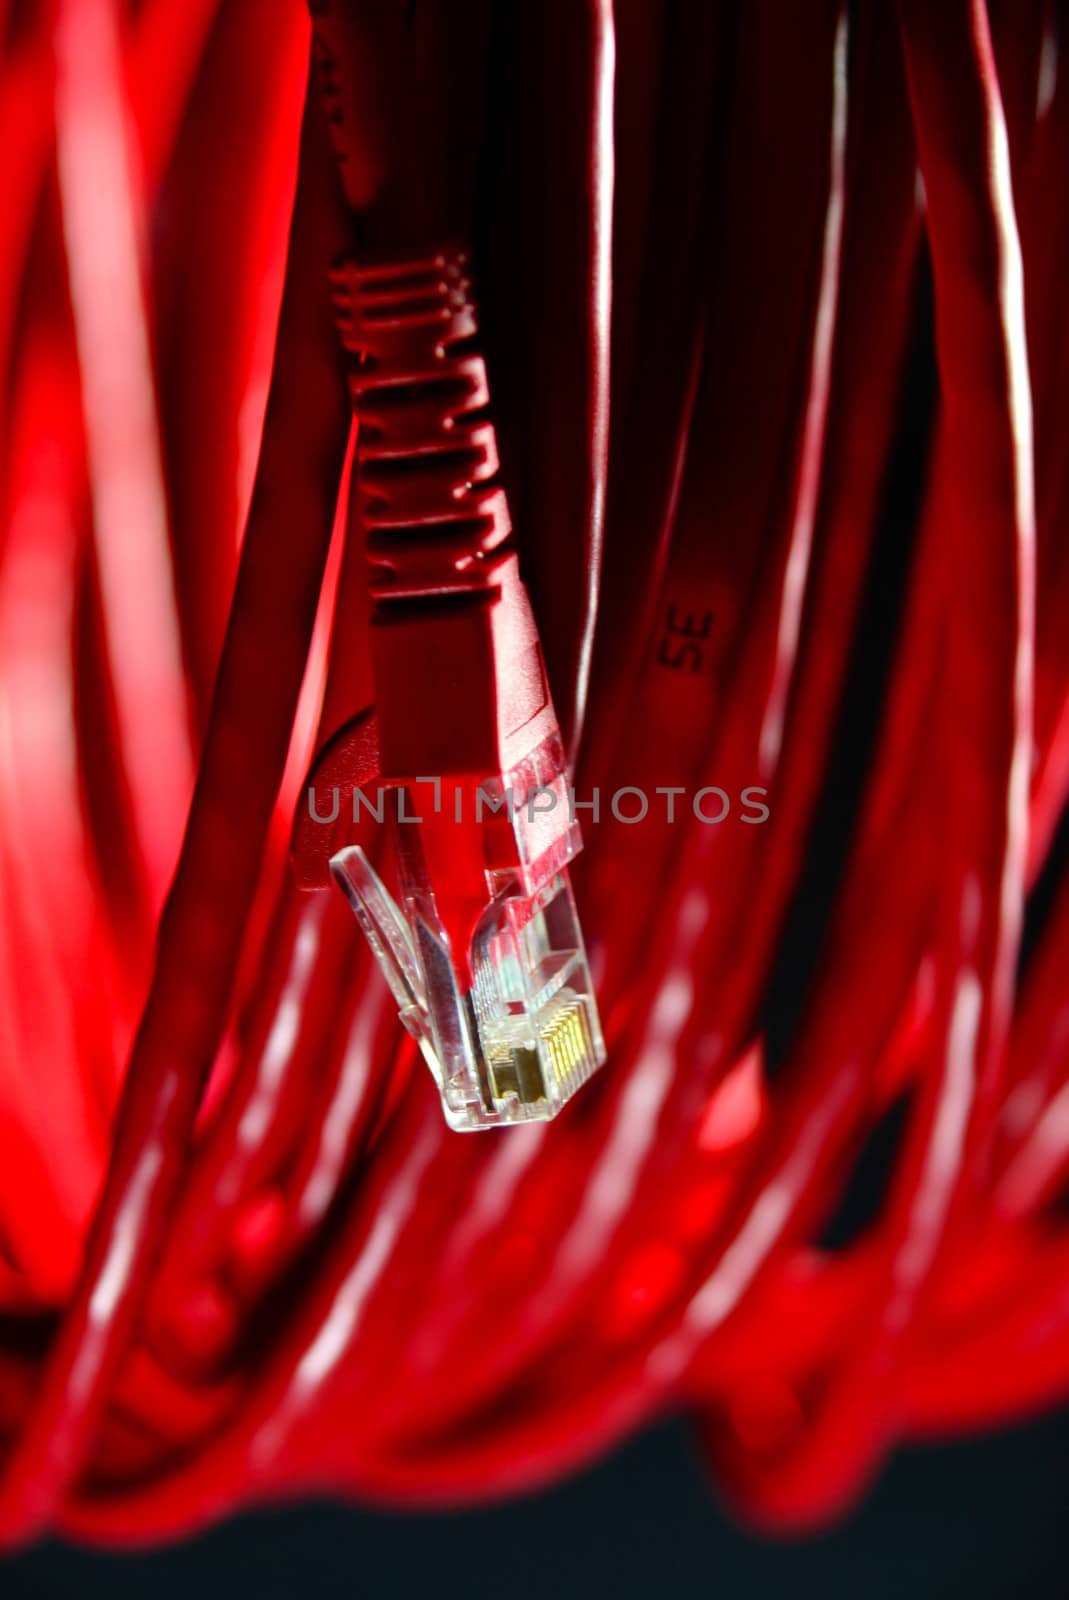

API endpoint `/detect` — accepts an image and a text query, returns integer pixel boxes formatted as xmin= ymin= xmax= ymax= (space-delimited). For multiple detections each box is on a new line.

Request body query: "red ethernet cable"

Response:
xmin=294 ymin=241 xmax=607 ymax=1130
xmin=290 ymin=0 xmax=609 ymax=1130
xmin=1 ymin=0 xmax=1069 ymax=1552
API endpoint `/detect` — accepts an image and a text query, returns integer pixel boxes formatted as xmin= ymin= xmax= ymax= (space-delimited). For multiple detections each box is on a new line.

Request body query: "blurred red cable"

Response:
xmin=1 ymin=0 xmax=1068 ymax=1547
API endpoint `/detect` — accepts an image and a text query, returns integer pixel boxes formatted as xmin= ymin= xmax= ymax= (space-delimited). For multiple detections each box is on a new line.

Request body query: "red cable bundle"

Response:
xmin=1 ymin=0 xmax=1068 ymax=1547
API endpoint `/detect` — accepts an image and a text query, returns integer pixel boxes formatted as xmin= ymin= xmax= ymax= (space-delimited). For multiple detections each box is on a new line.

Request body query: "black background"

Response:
xmin=4 ymin=1409 xmax=1069 ymax=1598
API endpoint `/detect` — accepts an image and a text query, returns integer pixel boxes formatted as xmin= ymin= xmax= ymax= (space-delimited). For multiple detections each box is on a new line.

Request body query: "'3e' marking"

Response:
xmin=657 ymin=603 xmax=714 ymax=673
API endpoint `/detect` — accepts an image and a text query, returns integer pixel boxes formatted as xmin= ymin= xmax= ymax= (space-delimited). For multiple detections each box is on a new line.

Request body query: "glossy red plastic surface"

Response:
xmin=1 ymin=0 xmax=1068 ymax=1548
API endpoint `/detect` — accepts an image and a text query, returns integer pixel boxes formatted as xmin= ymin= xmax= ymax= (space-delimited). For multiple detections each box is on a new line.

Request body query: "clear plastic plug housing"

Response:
xmin=332 ymin=850 xmax=605 ymax=1130
xmin=330 ymin=743 xmax=606 ymax=1130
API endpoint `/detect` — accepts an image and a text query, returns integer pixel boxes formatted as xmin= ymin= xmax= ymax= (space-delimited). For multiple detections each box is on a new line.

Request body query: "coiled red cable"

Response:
xmin=1 ymin=0 xmax=1069 ymax=1549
